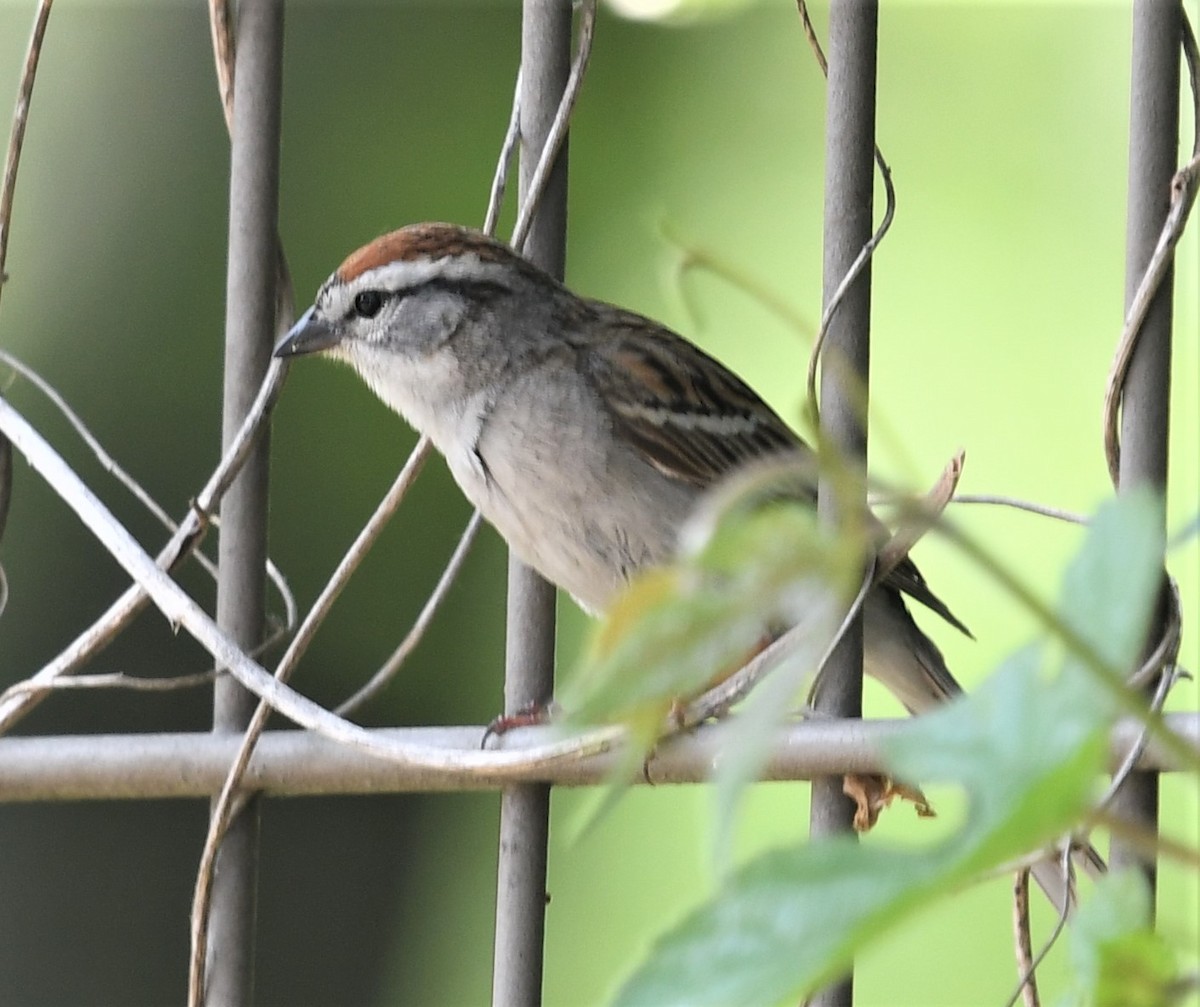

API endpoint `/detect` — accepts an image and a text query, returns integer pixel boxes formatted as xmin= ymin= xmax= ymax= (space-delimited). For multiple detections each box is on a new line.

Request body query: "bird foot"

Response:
xmin=481 ymin=701 xmax=553 ymax=749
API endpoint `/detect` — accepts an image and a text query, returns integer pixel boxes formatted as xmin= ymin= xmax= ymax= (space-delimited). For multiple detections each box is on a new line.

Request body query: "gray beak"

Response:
xmin=274 ymin=305 xmax=342 ymax=358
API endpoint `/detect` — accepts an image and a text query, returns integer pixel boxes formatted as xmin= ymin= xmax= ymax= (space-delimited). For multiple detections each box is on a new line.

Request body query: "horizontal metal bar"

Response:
xmin=0 ymin=714 xmax=1194 ymax=803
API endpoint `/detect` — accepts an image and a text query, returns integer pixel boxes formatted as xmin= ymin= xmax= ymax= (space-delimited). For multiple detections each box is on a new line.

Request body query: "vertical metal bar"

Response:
xmin=1111 ymin=0 xmax=1180 ymax=911
xmin=491 ymin=2 xmax=571 ymax=1004
xmin=810 ymin=2 xmax=878 ymax=1005
xmin=207 ymin=1 xmax=284 ymax=1002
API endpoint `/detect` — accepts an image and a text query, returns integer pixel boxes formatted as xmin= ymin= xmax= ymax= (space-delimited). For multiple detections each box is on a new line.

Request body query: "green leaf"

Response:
xmin=1066 ymin=871 xmax=1179 ymax=1007
xmin=559 ymin=502 xmax=857 ymax=746
xmin=708 ymin=587 xmax=843 ymax=869
xmin=614 ymin=491 xmax=1167 ymax=1007
xmin=1059 ymin=485 xmax=1164 ymax=679
xmin=558 ymin=497 xmax=861 ymax=845
xmin=882 ymin=644 xmax=1107 ymax=870
xmin=616 ymin=645 xmax=1094 ymax=1007
xmin=613 ymin=840 xmax=949 ymax=1007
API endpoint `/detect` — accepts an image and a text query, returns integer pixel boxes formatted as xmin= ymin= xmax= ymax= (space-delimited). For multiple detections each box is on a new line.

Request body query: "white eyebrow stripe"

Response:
xmin=321 ymin=254 xmax=519 ymax=318
xmin=354 ymin=254 xmax=517 ymax=294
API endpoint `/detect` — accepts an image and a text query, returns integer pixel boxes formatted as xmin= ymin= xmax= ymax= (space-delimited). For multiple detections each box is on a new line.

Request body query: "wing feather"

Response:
xmin=578 ymin=307 xmax=805 ymax=487
xmin=575 ymin=304 xmax=969 ymax=637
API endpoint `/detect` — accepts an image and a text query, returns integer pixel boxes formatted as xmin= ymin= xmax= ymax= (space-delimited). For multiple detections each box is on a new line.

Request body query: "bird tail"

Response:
xmin=862 ymin=588 xmax=962 ymax=715
xmin=854 ymin=588 xmax=1103 ymax=913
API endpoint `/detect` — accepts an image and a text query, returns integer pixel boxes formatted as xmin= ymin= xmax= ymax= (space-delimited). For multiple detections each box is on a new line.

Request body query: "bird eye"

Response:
xmin=353 ymin=290 xmax=384 ymax=318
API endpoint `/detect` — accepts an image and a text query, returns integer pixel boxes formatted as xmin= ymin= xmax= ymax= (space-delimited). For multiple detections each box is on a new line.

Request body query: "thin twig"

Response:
xmin=0 ymin=359 xmax=287 ymax=734
xmin=875 ymin=451 xmax=963 ymax=583
xmin=1003 ymin=844 xmax=1073 ymax=1007
xmin=948 ymin=494 xmax=1088 ymax=526
xmin=206 ymin=0 xmax=297 ymax=336
xmin=1102 ymin=12 xmax=1199 ymax=485
xmin=1 ymin=388 xmax=648 ymax=775
xmin=0 ymin=0 xmax=53 ymax=298
xmin=1095 ymin=659 xmax=1182 ymax=817
xmin=678 ymin=453 xmax=959 ymax=726
xmin=331 ymin=58 xmax=522 ymax=720
xmin=0 ymin=350 xmax=296 ymax=628
xmin=796 ymin=0 xmax=828 ymax=75
xmin=0 ymin=614 xmax=292 ymax=705
xmin=0 ymin=351 xmax=191 ymax=551
xmin=1056 ymin=576 xmax=1186 ymax=898
xmin=207 ymin=0 xmax=235 ymax=131
xmin=0 ymin=434 xmax=9 ymax=546
xmin=1011 ymin=869 xmax=1040 ymax=1007
xmin=509 ymin=0 xmax=596 ymax=252
xmin=1123 ymin=572 xmax=1184 ymax=694
xmin=188 ymin=438 xmax=432 ymax=1006
xmin=1102 ymin=148 xmax=1200 ymax=484
xmin=0 ymin=0 xmax=55 ymax=567
xmin=658 ymin=218 xmax=814 ymax=340
xmin=336 ymin=508 xmax=483 ymax=716
xmin=484 ymin=70 xmax=522 ymax=237
xmin=1090 ymin=805 xmax=1200 ymax=869
xmin=797 ymin=0 xmax=897 ymax=419
xmin=0 ymin=670 xmax=217 ymax=699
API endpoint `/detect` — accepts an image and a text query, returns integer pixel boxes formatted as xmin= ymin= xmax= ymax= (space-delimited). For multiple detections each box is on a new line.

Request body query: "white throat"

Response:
xmin=340 ymin=341 xmax=492 ymax=493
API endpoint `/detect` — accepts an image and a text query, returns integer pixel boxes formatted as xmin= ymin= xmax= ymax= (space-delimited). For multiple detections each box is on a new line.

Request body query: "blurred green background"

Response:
xmin=0 ymin=1 xmax=1196 ymax=1004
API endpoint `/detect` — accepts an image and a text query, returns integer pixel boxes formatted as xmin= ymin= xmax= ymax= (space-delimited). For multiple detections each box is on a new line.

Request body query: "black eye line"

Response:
xmin=347 ymin=277 xmax=513 ymax=322
xmin=419 ymin=277 xmax=513 ymax=302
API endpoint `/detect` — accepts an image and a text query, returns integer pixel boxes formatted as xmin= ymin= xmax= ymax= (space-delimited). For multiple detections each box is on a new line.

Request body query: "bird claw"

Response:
xmin=480 ymin=700 xmax=551 ymax=749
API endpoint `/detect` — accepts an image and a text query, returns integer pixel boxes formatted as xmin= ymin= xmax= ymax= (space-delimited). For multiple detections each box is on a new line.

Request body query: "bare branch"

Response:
xmin=484 ymin=70 xmax=522 ymax=236
xmin=1003 ymin=848 xmax=1073 ymax=1007
xmin=658 ymin=218 xmax=814 ymax=341
xmin=189 ymin=436 xmax=434 ymax=1002
xmin=207 ymin=0 xmax=235 ymax=132
xmin=797 ymin=0 xmax=896 ymax=420
xmin=0 ymin=350 xmax=296 ymax=629
xmin=875 ymin=451 xmax=964 ymax=583
xmin=0 ymin=0 xmax=54 ymax=566
xmin=1011 ymin=869 xmax=1040 ymax=1007
xmin=0 ymin=434 xmax=9 ymax=548
xmin=0 ymin=381 xmax=616 ymax=772
xmin=0 ymin=713 xmax=1192 ymax=803
xmin=336 ymin=508 xmax=483 ymax=716
xmin=947 ymin=495 xmax=1088 ymax=526
xmin=0 ymin=360 xmax=287 ymax=734
xmin=1103 ymin=12 xmax=1199 ymax=485
xmin=0 ymin=670 xmax=217 ymax=700
xmin=509 ymin=0 xmax=597 ymax=253
xmin=1096 ymin=655 xmax=1183 ymax=817
xmin=1103 ymin=149 xmax=1199 ymax=485
xmin=0 ymin=0 xmax=53 ymax=297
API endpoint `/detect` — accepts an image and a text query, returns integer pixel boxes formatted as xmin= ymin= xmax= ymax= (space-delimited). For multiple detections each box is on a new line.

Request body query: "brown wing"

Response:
xmin=578 ymin=306 xmax=809 ymax=488
xmin=577 ymin=304 xmax=970 ymax=637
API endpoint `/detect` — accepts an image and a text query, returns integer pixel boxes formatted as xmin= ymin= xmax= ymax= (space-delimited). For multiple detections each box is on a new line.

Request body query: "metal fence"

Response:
xmin=0 ymin=1 xmax=1195 ymax=1005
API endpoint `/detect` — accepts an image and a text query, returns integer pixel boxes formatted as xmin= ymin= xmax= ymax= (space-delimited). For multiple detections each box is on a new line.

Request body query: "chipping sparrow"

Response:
xmin=275 ymin=222 xmax=968 ymax=713
xmin=276 ymin=222 xmax=1100 ymax=907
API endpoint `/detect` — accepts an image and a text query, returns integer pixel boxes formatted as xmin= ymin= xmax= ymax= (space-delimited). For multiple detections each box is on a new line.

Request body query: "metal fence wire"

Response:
xmin=0 ymin=1 xmax=1195 ymax=1005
